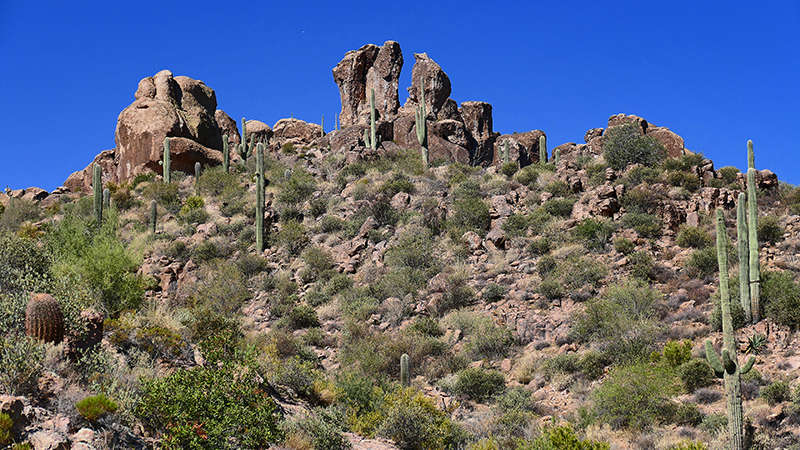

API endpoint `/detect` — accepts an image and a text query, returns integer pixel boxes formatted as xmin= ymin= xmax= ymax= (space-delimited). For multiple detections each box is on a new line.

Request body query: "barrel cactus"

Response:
xmin=25 ymin=293 xmax=65 ymax=344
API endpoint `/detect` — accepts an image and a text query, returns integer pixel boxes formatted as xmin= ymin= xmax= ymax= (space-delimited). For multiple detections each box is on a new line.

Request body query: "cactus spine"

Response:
xmin=705 ymin=208 xmax=755 ymax=450
xmin=400 ymin=353 xmax=410 ymax=387
xmin=149 ymin=200 xmax=157 ymax=234
xmin=746 ymin=140 xmax=760 ymax=322
xmin=736 ymin=193 xmax=751 ymax=323
xmin=25 ymin=293 xmax=65 ymax=344
xmin=161 ymin=137 xmax=171 ymax=184
xmin=539 ymin=135 xmax=547 ymax=163
xmin=93 ymin=163 xmax=103 ymax=223
xmin=415 ymin=79 xmax=429 ymax=168
xmin=256 ymin=143 xmax=265 ymax=253
xmin=222 ymin=135 xmax=230 ymax=173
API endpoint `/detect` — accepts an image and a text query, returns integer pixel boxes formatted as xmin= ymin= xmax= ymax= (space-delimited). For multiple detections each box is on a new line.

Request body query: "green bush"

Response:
xmin=277 ymin=168 xmax=317 ymax=205
xmin=502 ymin=214 xmax=530 ymax=237
xmin=761 ymin=381 xmax=790 ymax=406
xmin=573 ymin=218 xmax=615 ymax=252
xmin=513 ymin=165 xmax=540 ymax=187
xmin=541 ymin=197 xmax=576 ymax=218
xmin=717 ymin=166 xmax=741 ymax=185
xmin=482 ymin=283 xmax=507 ymax=303
xmin=666 ymin=441 xmax=708 ymax=450
xmin=76 ymin=394 xmax=118 ymax=422
xmin=283 ymin=407 xmax=351 ymax=450
xmin=665 ymin=171 xmax=700 ymax=192
xmin=301 ymin=246 xmax=335 ymax=283
xmin=319 ymin=215 xmax=346 ymax=233
xmin=0 ymin=232 xmax=51 ymax=294
xmin=676 ymin=359 xmax=715 ymax=393
xmin=453 ymin=368 xmax=506 ymax=402
xmin=592 ymin=362 xmax=678 ymax=430
xmin=762 ymin=270 xmax=800 ymax=329
xmin=528 ymin=237 xmax=552 ymax=255
xmin=699 ymin=413 xmax=727 ymax=434
xmin=379 ymin=172 xmax=416 ymax=196
xmin=538 ymin=278 xmax=566 ymax=300
xmin=661 ymin=340 xmax=692 ymax=368
xmin=545 ymin=180 xmax=571 ymax=197
xmin=467 ymin=322 xmax=514 ymax=360
xmin=613 ymin=237 xmax=635 ymax=255
xmin=757 ymin=214 xmax=784 ymax=244
xmin=603 ymin=122 xmax=666 ymax=171
xmin=449 ymin=181 xmax=491 ymax=236
xmin=621 ymin=212 xmax=662 ymax=238
xmin=628 ymin=251 xmax=654 ymax=281
xmin=277 ymin=220 xmax=309 ymax=255
xmin=672 ymin=402 xmax=704 ymax=426
xmin=685 ymin=246 xmax=719 ymax=277
xmin=188 ymin=260 xmax=248 ymax=341
xmin=0 ymin=199 xmax=42 ymax=232
xmin=136 ymin=363 xmax=281 ymax=449
xmin=526 ymin=425 xmax=610 ymax=450
xmin=619 ymin=186 xmax=661 ymax=215
xmin=500 ymin=162 xmax=519 ymax=178
xmin=141 ymin=181 xmax=180 ymax=213
xmin=626 ymin=165 xmax=662 ymax=186
xmin=196 ymin=166 xmax=242 ymax=197
xmin=0 ymin=334 xmax=45 ymax=396
xmin=676 ymin=225 xmax=713 ymax=249
xmin=375 ymin=387 xmax=467 ymax=450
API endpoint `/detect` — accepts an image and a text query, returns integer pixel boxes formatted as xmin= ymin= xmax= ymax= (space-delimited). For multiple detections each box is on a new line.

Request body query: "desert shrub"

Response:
xmin=283 ymin=407 xmax=351 ymax=450
xmin=677 ymin=359 xmax=715 ymax=393
xmin=666 ymin=171 xmax=701 ymax=192
xmin=277 ymin=220 xmax=309 ymax=255
xmin=661 ymin=339 xmax=693 ymax=368
xmin=110 ymin=187 xmax=139 ymax=211
xmin=526 ymin=425 xmax=610 ymax=450
xmin=537 ymin=254 xmax=558 ymax=277
xmin=279 ymin=305 xmax=319 ymax=330
xmin=0 ymin=199 xmax=42 ymax=232
xmin=277 ymin=168 xmax=317 ymax=205
xmin=556 ymin=256 xmax=608 ymax=292
xmin=136 ymin=362 xmax=281 ymax=449
xmin=528 ymin=208 xmax=553 ymax=235
xmin=141 ymin=181 xmax=180 ymax=213
xmin=188 ymin=260 xmax=248 ymax=341
xmin=693 ymin=388 xmax=722 ymax=404
xmin=75 ymin=394 xmax=118 ymax=422
xmin=717 ymin=166 xmax=740 ymax=185
xmin=309 ymin=197 xmax=328 ymax=219
xmin=318 ymin=215 xmax=346 ymax=233
xmin=573 ymin=218 xmax=615 ymax=252
xmin=761 ymin=381 xmax=790 ymax=406
xmin=686 ymin=246 xmax=719 ymax=277
xmin=592 ymin=362 xmax=678 ymax=430
xmin=177 ymin=195 xmax=209 ymax=224
xmin=370 ymin=195 xmax=400 ymax=228
xmin=375 ymin=387 xmax=467 ymax=450
xmin=699 ymin=413 xmax=727 ymax=434
xmin=666 ymin=441 xmax=708 ymax=450
xmin=449 ymin=181 xmax=491 ymax=236
xmin=628 ymin=251 xmax=654 ymax=281
xmin=541 ymin=197 xmax=575 ymax=218
xmin=301 ymin=246 xmax=335 ymax=283
xmin=626 ymin=165 xmax=663 ymax=186
xmin=572 ymin=280 xmax=663 ymax=364
xmin=492 ymin=386 xmax=538 ymax=438
xmin=502 ymin=214 xmax=530 ymax=237
xmin=528 ymin=237 xmax=551 ymax=255
xmin=482 ymin=283 xmax=507 ymax=303
xmin=452 ymin=368 xmax=506 ymax=402
xmin=0 ymin=334 xmax=45 ymax=396
xmin=672 ymin=402 xmax=704 ymax=426
xmin=761 ymin=270 xmax=800 ymax=329
xmin=466 ymin=322 xmax=514 ymax=360
xmin=619 ymin=186 xmax=661 ymax=215
xmin=0 ymin=232 xmax=52 ymax=294
xmin=709 ymin=297 xmax=747 ymax=332
xmin=621 ymin=212 xmax=662 ymax=238
xmin=499 ymin=161 xmax=519 ymax=178
xmin=236 ymin=253 xmax=270 ymax=279
xmin=757 ymin=214 xmax=784 ymax=244
xmin=603 ymin=122 xmax=666 ymax=171
xmin=613 ymin=237 xmax=635 ymax=255
xmin=279 ymin=206 xmax=303 ymax=223
xmin=538 ymin=278 xmax=566 ymax=300
xmin=545 ymin=180 xmax=571 ymax=197
xmin=379 ymin=172 xmax=416 ymax=196
xmin=513 ymin=165 xmax=540 ymax=187
xmin=676 ymin=225 xmax=713 ymax=249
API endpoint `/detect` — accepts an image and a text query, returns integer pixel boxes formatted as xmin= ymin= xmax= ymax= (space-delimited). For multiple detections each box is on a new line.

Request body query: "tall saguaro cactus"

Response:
xmin=539 ymin=135 xmax=547 ymax=163
xmin=705 ymin=208 xmax=755 ymax=450
xmin=746 ymin=140 xmax=760 ymax=322
xmin=161 ymin=137 xmax=171 ymax=184
xmin=93 ymin=163 xmax=103 ymax=224
xmin=415 ymin=79 xmax=429 ymax=167
xmin=222 ymin=135 xmax=230 ymax=173
xmin=502 ymin=140 xmax=510 ymax=164
xmin=239 ymin=118 xmax=253 ymax=162
xmin=149 ymin=200 xmax=157 ymax=234
xmin=255 ymin=143 xmax=266 ymax=252
xmin=736 ymin=193 xmax=751 ymax=323
xmin=400 ymin=353 xmax=410 ymax=387
xmin=364 ymin=89 xmax=380 ymax=150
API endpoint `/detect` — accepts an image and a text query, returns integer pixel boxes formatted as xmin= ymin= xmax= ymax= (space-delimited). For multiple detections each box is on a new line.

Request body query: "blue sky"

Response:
xmin=1 ymin=1 xmax=798 ymax=191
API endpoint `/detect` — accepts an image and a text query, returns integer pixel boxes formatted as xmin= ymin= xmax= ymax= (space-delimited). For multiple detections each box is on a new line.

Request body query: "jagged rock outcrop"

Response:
xmin=460 ymin=101 xmax=498 ymax=166
xmin=65 ymin=70 xmax=236 ymax=192
xmin=602 ymin=113 xmax=687 ymax=158
xmin=404 ymin=52 xmax=457 ymax=120
xmin=333 ymin=41 xmax=403 ymax=128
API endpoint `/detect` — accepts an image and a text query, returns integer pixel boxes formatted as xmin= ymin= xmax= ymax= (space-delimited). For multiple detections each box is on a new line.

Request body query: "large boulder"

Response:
xmin=405 ymin=53 xmax=456 ymax=120
xmin=273 ymin=118 xmax=323 ymax=144
xmin=460 ymin=101 xmax=497 ymax=166
xmin=333 ymin=41 xmax=403 ymax=128
xmin=495 ymin=130 xmax=546 ymax=165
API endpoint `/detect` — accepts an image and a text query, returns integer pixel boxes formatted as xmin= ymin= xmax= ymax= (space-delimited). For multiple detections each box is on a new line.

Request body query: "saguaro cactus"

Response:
xmin=502 ymin=141 xmax=510 ymax=164
xmin=705 ymin=208 xmax=755 ymax=450
xmin=25 ymin=293 xmax=65 ymax=344
xmin=255 ymin=143 xmax=266 ymax=252
xmin=554 ymin=148 xmax=561 ymax=166
xmin=223 ymin=135 xmax=230 ymax=173
xmin=736 ymin=193 xmax=751 ymax=323
xmin=102 ymin=188 xmax=110 ymax=212
xmin=400 ymin=353 xmax=410 ymax=387
xmin=415 ymin=79 xmax=429 ymax=167
xmin=746 ymin=140 xmax=760 ymax=322
xmin=160 ymin=137 xmax=171 ymax=184
xmin=364 ymin=89 xmax=380 ymax=150
xmin=149 ymin=200 xmax=157 ymax=234
xmin=194 ymin=162 xmax=201 ymax=181
xmin=239 ymin=118 xmax=252 ymax=162
xmin=93 ymin=163 xmax=103 ymax=223
xmin=539 ymin=135 xmax=547 ymax=164
xmin=321 ymin=115 xmax=325 ymax=138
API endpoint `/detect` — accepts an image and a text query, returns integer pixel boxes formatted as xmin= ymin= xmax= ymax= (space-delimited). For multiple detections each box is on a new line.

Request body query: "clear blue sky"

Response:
xmin=1 ymin=1 xmax=798 ymax=191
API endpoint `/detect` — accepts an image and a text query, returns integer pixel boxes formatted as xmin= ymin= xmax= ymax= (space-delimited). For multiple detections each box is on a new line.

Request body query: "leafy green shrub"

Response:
xmin=686 ymin=246 xmax=719 ymax=277
xmin=141 ymin=181 xmax=180 ymax=213
xmin=621 ymin=212 xmax=662 ymax=238
xmin=603 ymin=122 xmax=666 ymax=171
xmin=0 ymin=334 xmax=45 ymax=395
xmin=318 ymin=215 xmax=346 ymax=233
xmin=0 ymin=412 xmax=12 ymax=446
xmin=528 ymin=237 xmax=551 ymax=255
xmin=283 ymin=407 xmax=351 ymax=450
xmin=449 ymin=181 xmax=491 ymax=236
xmin=541 ymin=197 xmax=575 ymax=218
xmin=537 ymin=255 xmax=558 ymax=277
xmin=379 ymin=172 xmax=415 ymax=196
xmin=453 ymin=368 xmax=506 ymax=401
xmin=407 ymin=316 xmax=444 ymax=337
xmin=761 ymin=381 xmax=790 ymax=406
xmin=467 ymin=322 xmax=513 ymax=360
xmin=136 ymin=363 xmax=281 ymax=449
xmin=375 ymin=387 xmax=467 ymax=450
xmin=699 ymin=413 xmax=727 ymax=434
xmin=538 ymin=278 xmax=565 ymax=300
xmin=626 ymin=165 xmax=662 ymax=186
xmin=666 ymin=441 xmax=708 ymax=450
xmin=0 ymin=199 xmax=41 ymax=232
xmin=500 ymin=162 xmax=519 ymax=178
xmin=574 ymin=218 xmax=615 ymax=252
xmin=76 ymin=394 xmax=118 ymax=421
xmin=677 ymin=359 xmax=715 ymax=393
xmin=370 ymin=195 xmax=400 ymax=228
xmin=666 ymin=171 xmax=701 ymax=192
xmin=717 ymin=166 xmax=740 ymax=185
xmin=277 ymin=220 xmax=309 ymax=255
xmin=280 ymin=305 xmax=319 ymax=330
xmin=178 ymin=195 xmax=209 ymax=224
xmin=592 ymin=362 xmax=678 ymax=430
xmin=513 ymin=165 xmax=540 ymax=187
xmin=661 ymin=340 xmax=692 ymax=368
xmin=628 ymin=251 xmax=654 ymax=281
xmin=196 ymin=166 xmax=242 ymax=197
xmin=502 ymin=214 xmax=529 ymax=237
xmin=482 ymin=283 xmax=507 ymax=303
xmin=613 ymin=237 xmax=635 ymax=255
xmin=761 ymin=270 xmax=800 ymax=329
xmin=0 ymin=232 xmax=51 ymax=294
xmin=545 ymin=180 xmax=571 ymax=197
xmin=188 ymin=260 xmax=248 ymax=341
xmin=492 ymin=386 xmax=538 ymax=438
xmin=300 ymin=246 xmax=335 ymax=283
xmin=527 ymin=425 xmax=610 ymax=450
xmin=676 ymin=225 xmax=713 ymax=249
xmin=277 ymin=168 xmax=317 ymax=205
xmin=757 ymin=214 xmax=784 ymax=244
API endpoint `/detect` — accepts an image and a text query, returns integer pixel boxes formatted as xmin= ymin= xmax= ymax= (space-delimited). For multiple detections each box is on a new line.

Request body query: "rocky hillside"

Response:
xmin=1 ymin=42 xmax=799 ymax=450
